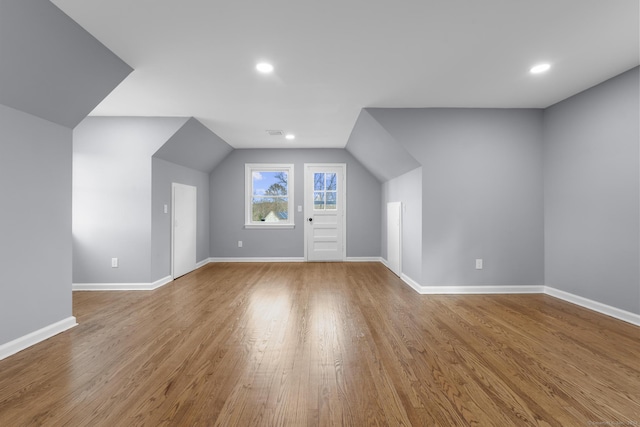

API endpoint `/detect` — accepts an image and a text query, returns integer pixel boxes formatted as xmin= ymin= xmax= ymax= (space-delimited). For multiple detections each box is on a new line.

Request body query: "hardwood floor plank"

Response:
xmin=0 ymin=262 xmax=638 ymax=426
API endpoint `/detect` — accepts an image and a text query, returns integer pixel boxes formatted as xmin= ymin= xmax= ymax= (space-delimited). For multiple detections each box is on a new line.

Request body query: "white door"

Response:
xmin=387 ymin=202 xmax=402 ymax=276
xmin=172 ymin=183 xmax=197 ymax=278
xmin=304 ymin=164 xmax=346 ymax=261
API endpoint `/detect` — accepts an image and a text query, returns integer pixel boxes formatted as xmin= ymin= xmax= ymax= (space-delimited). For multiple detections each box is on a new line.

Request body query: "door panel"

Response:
xmin=172 ymin=183 xmax=197 ymax=278
xmin=305 ymin=164 xmax=346 ymax=261
xmin=387 ymin=202 xmax=402 ymax=276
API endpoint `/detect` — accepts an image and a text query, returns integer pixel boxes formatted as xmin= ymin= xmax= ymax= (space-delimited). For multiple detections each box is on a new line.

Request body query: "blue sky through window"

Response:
xmin=252 ymin=171 xmax=287 ymax=196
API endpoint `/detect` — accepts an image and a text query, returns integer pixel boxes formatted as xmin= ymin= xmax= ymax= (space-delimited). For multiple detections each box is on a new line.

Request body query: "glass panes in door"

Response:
xmin=313 ymin=172 xmax=337 ymax=210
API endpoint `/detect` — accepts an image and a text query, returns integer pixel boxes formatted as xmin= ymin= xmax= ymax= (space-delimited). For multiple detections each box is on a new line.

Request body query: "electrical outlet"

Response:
xmin=238 ymin=240 xmax=243 ymax=248
xmin=163 ymin=204 xmax=168 ymax=214
xmin=475 ymin=259 xmax=483 ymax=270
xmin=111 ymin=257 xmax=119 ymax=268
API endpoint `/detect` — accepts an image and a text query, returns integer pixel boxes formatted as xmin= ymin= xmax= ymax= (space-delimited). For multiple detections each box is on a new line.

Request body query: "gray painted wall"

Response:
xmin=346 ymin=109 xmax=420 ymax=182
xmin=543 ymin=66 xmax=640 ymax=314
xmin=0 ymin=104 xmax=72 ymax=344
xmin=369 ymin=108 xmax=545 ymax=286
xmin=151 ymin=158 xmax=211 ymax=281
xmin=153 ymin=118 xmax=233 ymax=173
xmin=210 ymin=149 xmax=381 ymax=258
xmin=381 ymin=167 xmax=422 ymax=282
xmin=73 ymin=117 xmax=188 ymax=284
xmin=0 ymin=0 xmax=132 ymax=128
xmin=0 ymin=0 xmax=132 ymax=347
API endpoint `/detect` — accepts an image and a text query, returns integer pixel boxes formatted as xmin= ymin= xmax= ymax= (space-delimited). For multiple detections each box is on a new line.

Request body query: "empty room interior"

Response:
xmin=1 ymin=0 xmax=639 ymax=425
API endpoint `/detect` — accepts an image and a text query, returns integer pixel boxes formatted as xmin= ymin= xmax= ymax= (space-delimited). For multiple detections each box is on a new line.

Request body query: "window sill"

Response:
xmin=244 ymin=224 xmax=295 ymax=230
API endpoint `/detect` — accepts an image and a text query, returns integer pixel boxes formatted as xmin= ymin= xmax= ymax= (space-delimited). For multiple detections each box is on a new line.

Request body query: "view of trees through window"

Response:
xmin=251 ymin=171 xmax=289 ymax=222
xmin=314 ymin=172 xmax=337 ymax=210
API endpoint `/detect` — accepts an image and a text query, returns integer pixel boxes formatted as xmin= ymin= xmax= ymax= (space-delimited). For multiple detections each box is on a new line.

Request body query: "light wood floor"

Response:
xmin=0 ymin=263 xmax=638 ymax=426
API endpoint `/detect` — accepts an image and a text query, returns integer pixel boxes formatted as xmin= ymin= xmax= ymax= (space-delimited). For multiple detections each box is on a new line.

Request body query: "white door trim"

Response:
xmin=304 ymin=163 xmax=347 ymax=261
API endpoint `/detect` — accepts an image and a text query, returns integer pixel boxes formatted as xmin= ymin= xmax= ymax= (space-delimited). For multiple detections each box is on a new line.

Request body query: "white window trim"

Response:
xmin=245 ymin=163 xmax=295 ymax=229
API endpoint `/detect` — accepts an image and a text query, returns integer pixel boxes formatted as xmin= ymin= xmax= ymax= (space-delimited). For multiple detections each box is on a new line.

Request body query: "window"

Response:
xmin=245 ymin=163 xmax=294 ymax=228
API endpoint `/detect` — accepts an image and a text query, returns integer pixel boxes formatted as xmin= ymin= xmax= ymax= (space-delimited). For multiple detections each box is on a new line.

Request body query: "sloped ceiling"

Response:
xmin=153 ymin=117 xmax=233 ymax=173
xmin=50 ymin=0 xmax=638 ymax=148
xmin=345 ymin=109 xmax=420 ymax=182
xmin=0 ymin=0 xmax=132 ymax=128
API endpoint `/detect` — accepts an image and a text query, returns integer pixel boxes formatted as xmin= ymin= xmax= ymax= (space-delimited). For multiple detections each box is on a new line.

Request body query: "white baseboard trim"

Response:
xmin=207 ymin=257 xmax=305 ymax=263
xmin=421 ymin=285 xmax=545 ymax=294
xmin=400 ymin=277 xmax=543 ymax=295
xmin=152 ymin=275 xmax=174 ymax=289
xmin=398 ymin=275 xmax=639 ymax=326
xmin=73 ymin=275 xmax=173 ymax=291
xmin=346 ymin=257 xmax=384 ymax=262
xmin=400 ymin=273 xmax=423 ymax=293
xmin=195 ymin=259 xmax=209 ymax=269
xmin=545 ymin=286 xmax=640 ymax=327
xmin=0 ymin=316 xmax=77 ymax=361
xmin=206 ymin=257 xmax=385 ymax=264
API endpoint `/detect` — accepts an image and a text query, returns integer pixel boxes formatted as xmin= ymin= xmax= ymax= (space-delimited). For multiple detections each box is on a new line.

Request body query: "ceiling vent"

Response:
xmin=266 ymin=129 xmax=284 ymax=136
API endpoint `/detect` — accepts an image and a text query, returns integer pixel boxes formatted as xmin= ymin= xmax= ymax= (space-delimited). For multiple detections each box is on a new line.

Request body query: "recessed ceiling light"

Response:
xmin=285 ymin=134 xmax=295 ymax=140
xmin=530 ymin=63 xmax=551 ymax=74
xmin=256 ymin=62 xmax=274 ymax=73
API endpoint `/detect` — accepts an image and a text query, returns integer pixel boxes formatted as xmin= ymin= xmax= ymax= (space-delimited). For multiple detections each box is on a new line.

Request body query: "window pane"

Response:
xmin=252 ymin=196 xmax=288 ymax=221
xmin=273 ymin=197 xmax=288 ymax=217
xmin=253 ymin=171 xmax=288 ymax=196
xmin=326 ymin=191 xmax=337 ymax=209
xmin=314 ymin=173 xmax=324 ymax=191
xmin=252 ymin=171 xmax=265 ymax=196
xmin=314 ymin=191 xmax=325 ymax=210
xmin=326 ymin=173 xmax=337 ymax=190
xmin=252 ymin=196 xmax=270 ymax=221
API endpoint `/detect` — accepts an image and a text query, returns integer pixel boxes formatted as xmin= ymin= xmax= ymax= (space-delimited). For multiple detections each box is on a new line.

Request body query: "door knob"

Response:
xmin=308 ymin=217 xmax=313 ymax=222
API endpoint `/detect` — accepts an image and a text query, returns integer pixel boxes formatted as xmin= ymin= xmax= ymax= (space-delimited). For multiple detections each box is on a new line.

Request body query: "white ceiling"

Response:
xmin=51 ymin=0 xmax=639 ymax=149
